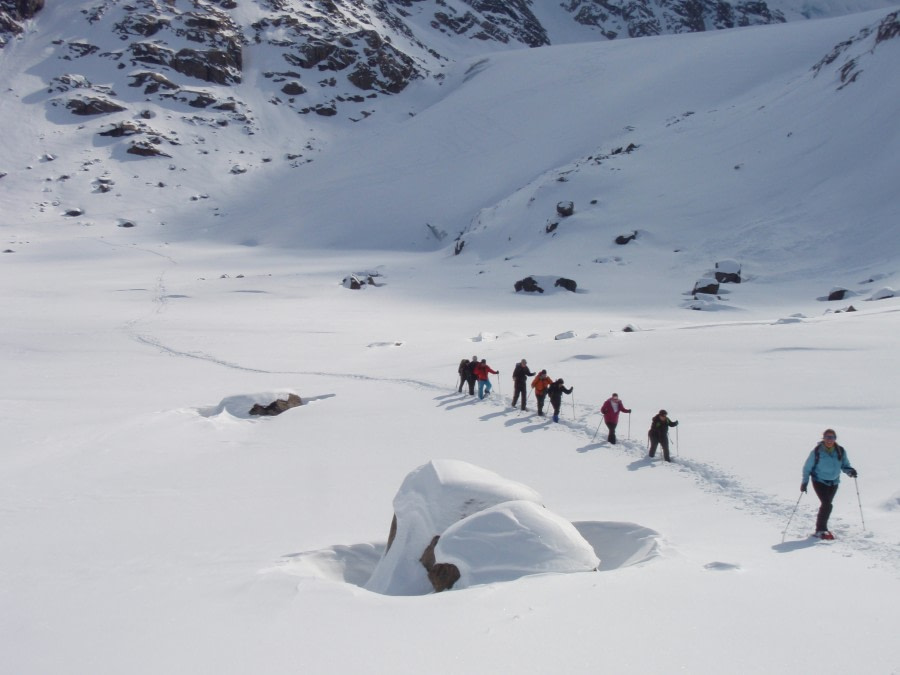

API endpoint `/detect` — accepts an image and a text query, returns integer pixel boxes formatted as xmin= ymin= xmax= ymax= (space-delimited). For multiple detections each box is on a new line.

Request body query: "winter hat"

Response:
xmin=659 ymin=409 xmax=668 ymax=415
xmin=557 ymin=378 xmax=564 ymax=384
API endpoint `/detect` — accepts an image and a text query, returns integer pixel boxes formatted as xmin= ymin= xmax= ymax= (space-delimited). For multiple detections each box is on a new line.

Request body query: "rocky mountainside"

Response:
xmin=1 ymin=0 xmax=896 ymax=254
xmin=0 ymin=0 xmax=888 ymax=122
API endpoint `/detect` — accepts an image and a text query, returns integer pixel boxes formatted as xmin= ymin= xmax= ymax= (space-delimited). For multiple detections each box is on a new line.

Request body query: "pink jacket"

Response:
xmin=600 ymin=397 xmax=631 ymax=423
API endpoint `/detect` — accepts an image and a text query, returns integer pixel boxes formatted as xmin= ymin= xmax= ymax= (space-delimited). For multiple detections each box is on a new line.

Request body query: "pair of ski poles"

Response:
xmin=781 ymin=477 xmax=866 ymax=542
xmin=591 ymin=412 xmax=632 ymax=443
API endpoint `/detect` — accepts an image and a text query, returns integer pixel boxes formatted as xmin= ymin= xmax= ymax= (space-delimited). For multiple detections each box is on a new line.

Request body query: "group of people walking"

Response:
xmin=456 ymin=357 xmax=676 ymax=446
xmin=456 ymin=357 xmax=860 ymax=540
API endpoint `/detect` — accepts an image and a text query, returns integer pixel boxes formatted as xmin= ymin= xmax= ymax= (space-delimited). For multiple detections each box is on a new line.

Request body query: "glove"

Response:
xmin=672 ymin=420 xmax=679 ymax=426
xmin=847 ymin=468 xmax=858 ymax=478
xmin=800 ymin=483 xmax=808 ymax=493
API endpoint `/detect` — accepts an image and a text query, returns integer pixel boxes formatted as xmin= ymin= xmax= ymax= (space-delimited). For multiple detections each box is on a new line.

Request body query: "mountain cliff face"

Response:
xmin=1 ymin=0 xmax=896 ymax=252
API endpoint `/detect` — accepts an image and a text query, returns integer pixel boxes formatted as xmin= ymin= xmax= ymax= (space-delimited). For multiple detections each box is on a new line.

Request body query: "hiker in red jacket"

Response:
xmin=473 ymin=359 xmax=498 ymax=400
xmin=600 ymin=393 xmax=631 ymax=444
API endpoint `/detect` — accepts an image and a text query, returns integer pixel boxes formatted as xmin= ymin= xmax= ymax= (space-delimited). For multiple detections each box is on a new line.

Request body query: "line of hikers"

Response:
xmin=458 ymin=357 xmax=859 ymax=541
xmin=456 ymin=356 xmax=677 ymax=451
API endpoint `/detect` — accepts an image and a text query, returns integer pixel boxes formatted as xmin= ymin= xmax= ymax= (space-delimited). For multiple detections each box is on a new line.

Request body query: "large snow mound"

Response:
xmin=435 ymin=500 xmax=600 ymax=589
xmin=364 ymin=459 xmax=598 ymax=595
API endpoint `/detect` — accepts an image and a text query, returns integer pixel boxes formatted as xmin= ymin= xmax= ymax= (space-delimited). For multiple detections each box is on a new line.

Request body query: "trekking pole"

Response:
xmin=591 ymin=419 xmax=603 ymax=443
xmin=572 ymin=393 xmax=576 ymax=419
xmin=782 ymin=492 xmax=805 ymax=543
xmin=853 ymin=477 xmax=867 ymax=531
xmin=676 ymin=425 xmax=680 ymax=457
xmin=627 ymin=412 xmax=631 ymax=441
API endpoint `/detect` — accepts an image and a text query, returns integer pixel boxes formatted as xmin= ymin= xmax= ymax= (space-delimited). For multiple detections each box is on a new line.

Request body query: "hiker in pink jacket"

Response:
xmin=599 ymin=393 xmax=631 ymax=444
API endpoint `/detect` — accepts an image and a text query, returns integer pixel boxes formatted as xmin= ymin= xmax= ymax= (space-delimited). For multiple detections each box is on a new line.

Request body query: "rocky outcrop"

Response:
xmin=249 ymin=393 xmax=302 ymax=416
xmin=64 ymin=96 xmax=127 ymax=116
xmin=515 ymin=276 xmax=544 ymax=293
xmin=0 ymin=0 xmax=44 ymax=47
xmin=563 ymin=0 xmax=784 ymax=39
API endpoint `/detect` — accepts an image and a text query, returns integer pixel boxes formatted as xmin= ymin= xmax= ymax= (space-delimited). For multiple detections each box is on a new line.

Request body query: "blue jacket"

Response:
xmin=802 ymin=443 xmax=854 ymax=486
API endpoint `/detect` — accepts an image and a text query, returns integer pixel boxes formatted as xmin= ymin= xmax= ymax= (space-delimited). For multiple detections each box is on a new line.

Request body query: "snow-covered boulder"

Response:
xmin=714 ymin=259 xmax=742 ymax=283
xmin=692 ymin=277 xmax=720 ymax=295
xmin=364 ymin=460 xmax=598 ymax=595
xmin=434 ymin=500 xmax=599 ymax=590
xmin=870 ymin=287 xmax=896 ymax=300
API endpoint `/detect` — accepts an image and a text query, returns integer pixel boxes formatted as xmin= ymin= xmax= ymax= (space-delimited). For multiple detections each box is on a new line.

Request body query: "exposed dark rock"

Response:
xmin=126 ymin=141 xmax=171 ymax=158
xmin=555 ymin=278 xmax=577 ymax=292
xmin=248 ymin=393 xmax=302 ymax=416
xmin=63 ymin=208 xmax=83 ymax=217
xmin=281 ymin=81 xmax=306 ymax=95
xmin=545 ymin=221 xmax=559 ymax=234
xmin=65 ymin=96 xmax=127 ymax=116
xmin=556 ymin=201 xmax=574 ymax=217
xmin=827 ymin=288 xmax=848 ymax=301
xmin=98 ymin=120 xmax=143 ymax=137
xmin=714 ymin=259 xmax=742 ymax=283
xmin=419 ymin=535 xmax=461 ymax=593
xmin=514 ymin=276 xmax=544 ymax=293
xmin=129 ymin=71 xmax=179 ymax=94
xmin=615 ymin=231 xmax=637 ymax=245
xmin=692 ymin=278 xmax=720 ymax=295
xmin=117 ymin=220 xmax=136 ymax=228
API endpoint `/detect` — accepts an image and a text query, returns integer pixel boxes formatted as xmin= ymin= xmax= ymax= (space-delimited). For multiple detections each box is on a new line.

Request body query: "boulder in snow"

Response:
xmin=249 ymin=393 xmax=302 ymax=416
xmin=692 ymin=277 xmax=720 ymax=295
xmin=556 ymin=201 xmax=574 ymax=217
xmin=514 ymin=276 xmax=544 ymax=293
xmin=869 ymin=287 xmax=896 ymax=300
xmin=554 ymin=277 xmax=577 ymax=292
xmin=714 ymin=259 xmax=742 ymax=283
xmin=365 ymin=460 xmax=597 ymax=595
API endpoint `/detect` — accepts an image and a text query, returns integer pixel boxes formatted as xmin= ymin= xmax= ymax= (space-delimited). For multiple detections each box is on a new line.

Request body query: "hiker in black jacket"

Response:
xmin=511 ymin=359 xmax=535 ymax=410
xmin=648 ymin=410 xmax=678 ymax=462
xmin=457 ymin=358 xmax=469 ymax=392
xmin=463 ymin=355 xmax=478 ymax=395
xmin=547 ymin=378 xmax=573 ymax=423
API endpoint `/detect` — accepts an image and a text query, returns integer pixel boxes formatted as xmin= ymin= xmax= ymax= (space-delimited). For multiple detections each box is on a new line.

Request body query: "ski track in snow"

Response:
xmin=122 ymin=250 xmax=900 ymax=575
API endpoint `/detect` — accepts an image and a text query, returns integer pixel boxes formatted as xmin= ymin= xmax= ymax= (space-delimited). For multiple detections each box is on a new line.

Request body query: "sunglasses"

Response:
xmin=823 ymin=435 xmax=836 ymax=440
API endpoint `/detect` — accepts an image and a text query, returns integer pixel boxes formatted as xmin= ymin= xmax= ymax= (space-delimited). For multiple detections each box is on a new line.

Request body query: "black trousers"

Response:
xmin=466 ymin=375 xmax=476 ymax=395
xmin=535 ymin=393 xmax=547 ymax=415
xmin=812 ymin=481 xmax=839 ymax=532
xmin=605 ymin=421 xmax=618 ymax=444
xmin=512 ymin=382 xmax=527 ymax=409
xmin=649 ymin=434 xmax=670 ymax=461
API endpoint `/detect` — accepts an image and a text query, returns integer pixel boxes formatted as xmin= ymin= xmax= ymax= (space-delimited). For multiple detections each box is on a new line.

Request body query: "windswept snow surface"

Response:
xmin=1 ymin=6 xmax=900 ymax=675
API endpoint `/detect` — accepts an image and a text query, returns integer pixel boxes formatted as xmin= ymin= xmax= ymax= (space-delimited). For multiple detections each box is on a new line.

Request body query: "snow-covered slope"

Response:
xmin=1 ymin=4 xmax=900 ymax=675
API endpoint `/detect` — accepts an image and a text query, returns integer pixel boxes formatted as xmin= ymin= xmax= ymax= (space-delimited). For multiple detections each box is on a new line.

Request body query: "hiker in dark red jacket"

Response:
xmin=600 ymin=393 xmax=631 ymax=444
xmin=473 ymin=359 xmax=498 ymax=400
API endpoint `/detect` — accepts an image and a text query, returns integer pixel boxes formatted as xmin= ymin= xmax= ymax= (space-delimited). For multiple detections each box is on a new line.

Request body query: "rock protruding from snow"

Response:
xmin=714 ymin=259 xmax=742 ymax=283
xmin=692 ymin=277 xmax=720 ymax=295
xmin=555 ymin=277 xmax=577 ymax=292
xmin=365 ymin=460 xmax=597 ymax=595
xmin=249 ymin=393 xmax=302 ymax=416
xmin=514 ymin=276 xmax=544 ymax=293
xmin=870 ymin=287 xmax=896 ymax=300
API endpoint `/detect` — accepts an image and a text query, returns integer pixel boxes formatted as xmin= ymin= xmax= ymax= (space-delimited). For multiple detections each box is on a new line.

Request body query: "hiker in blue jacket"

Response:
xmin=801 ymin=428 xmax=858 ymax=540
